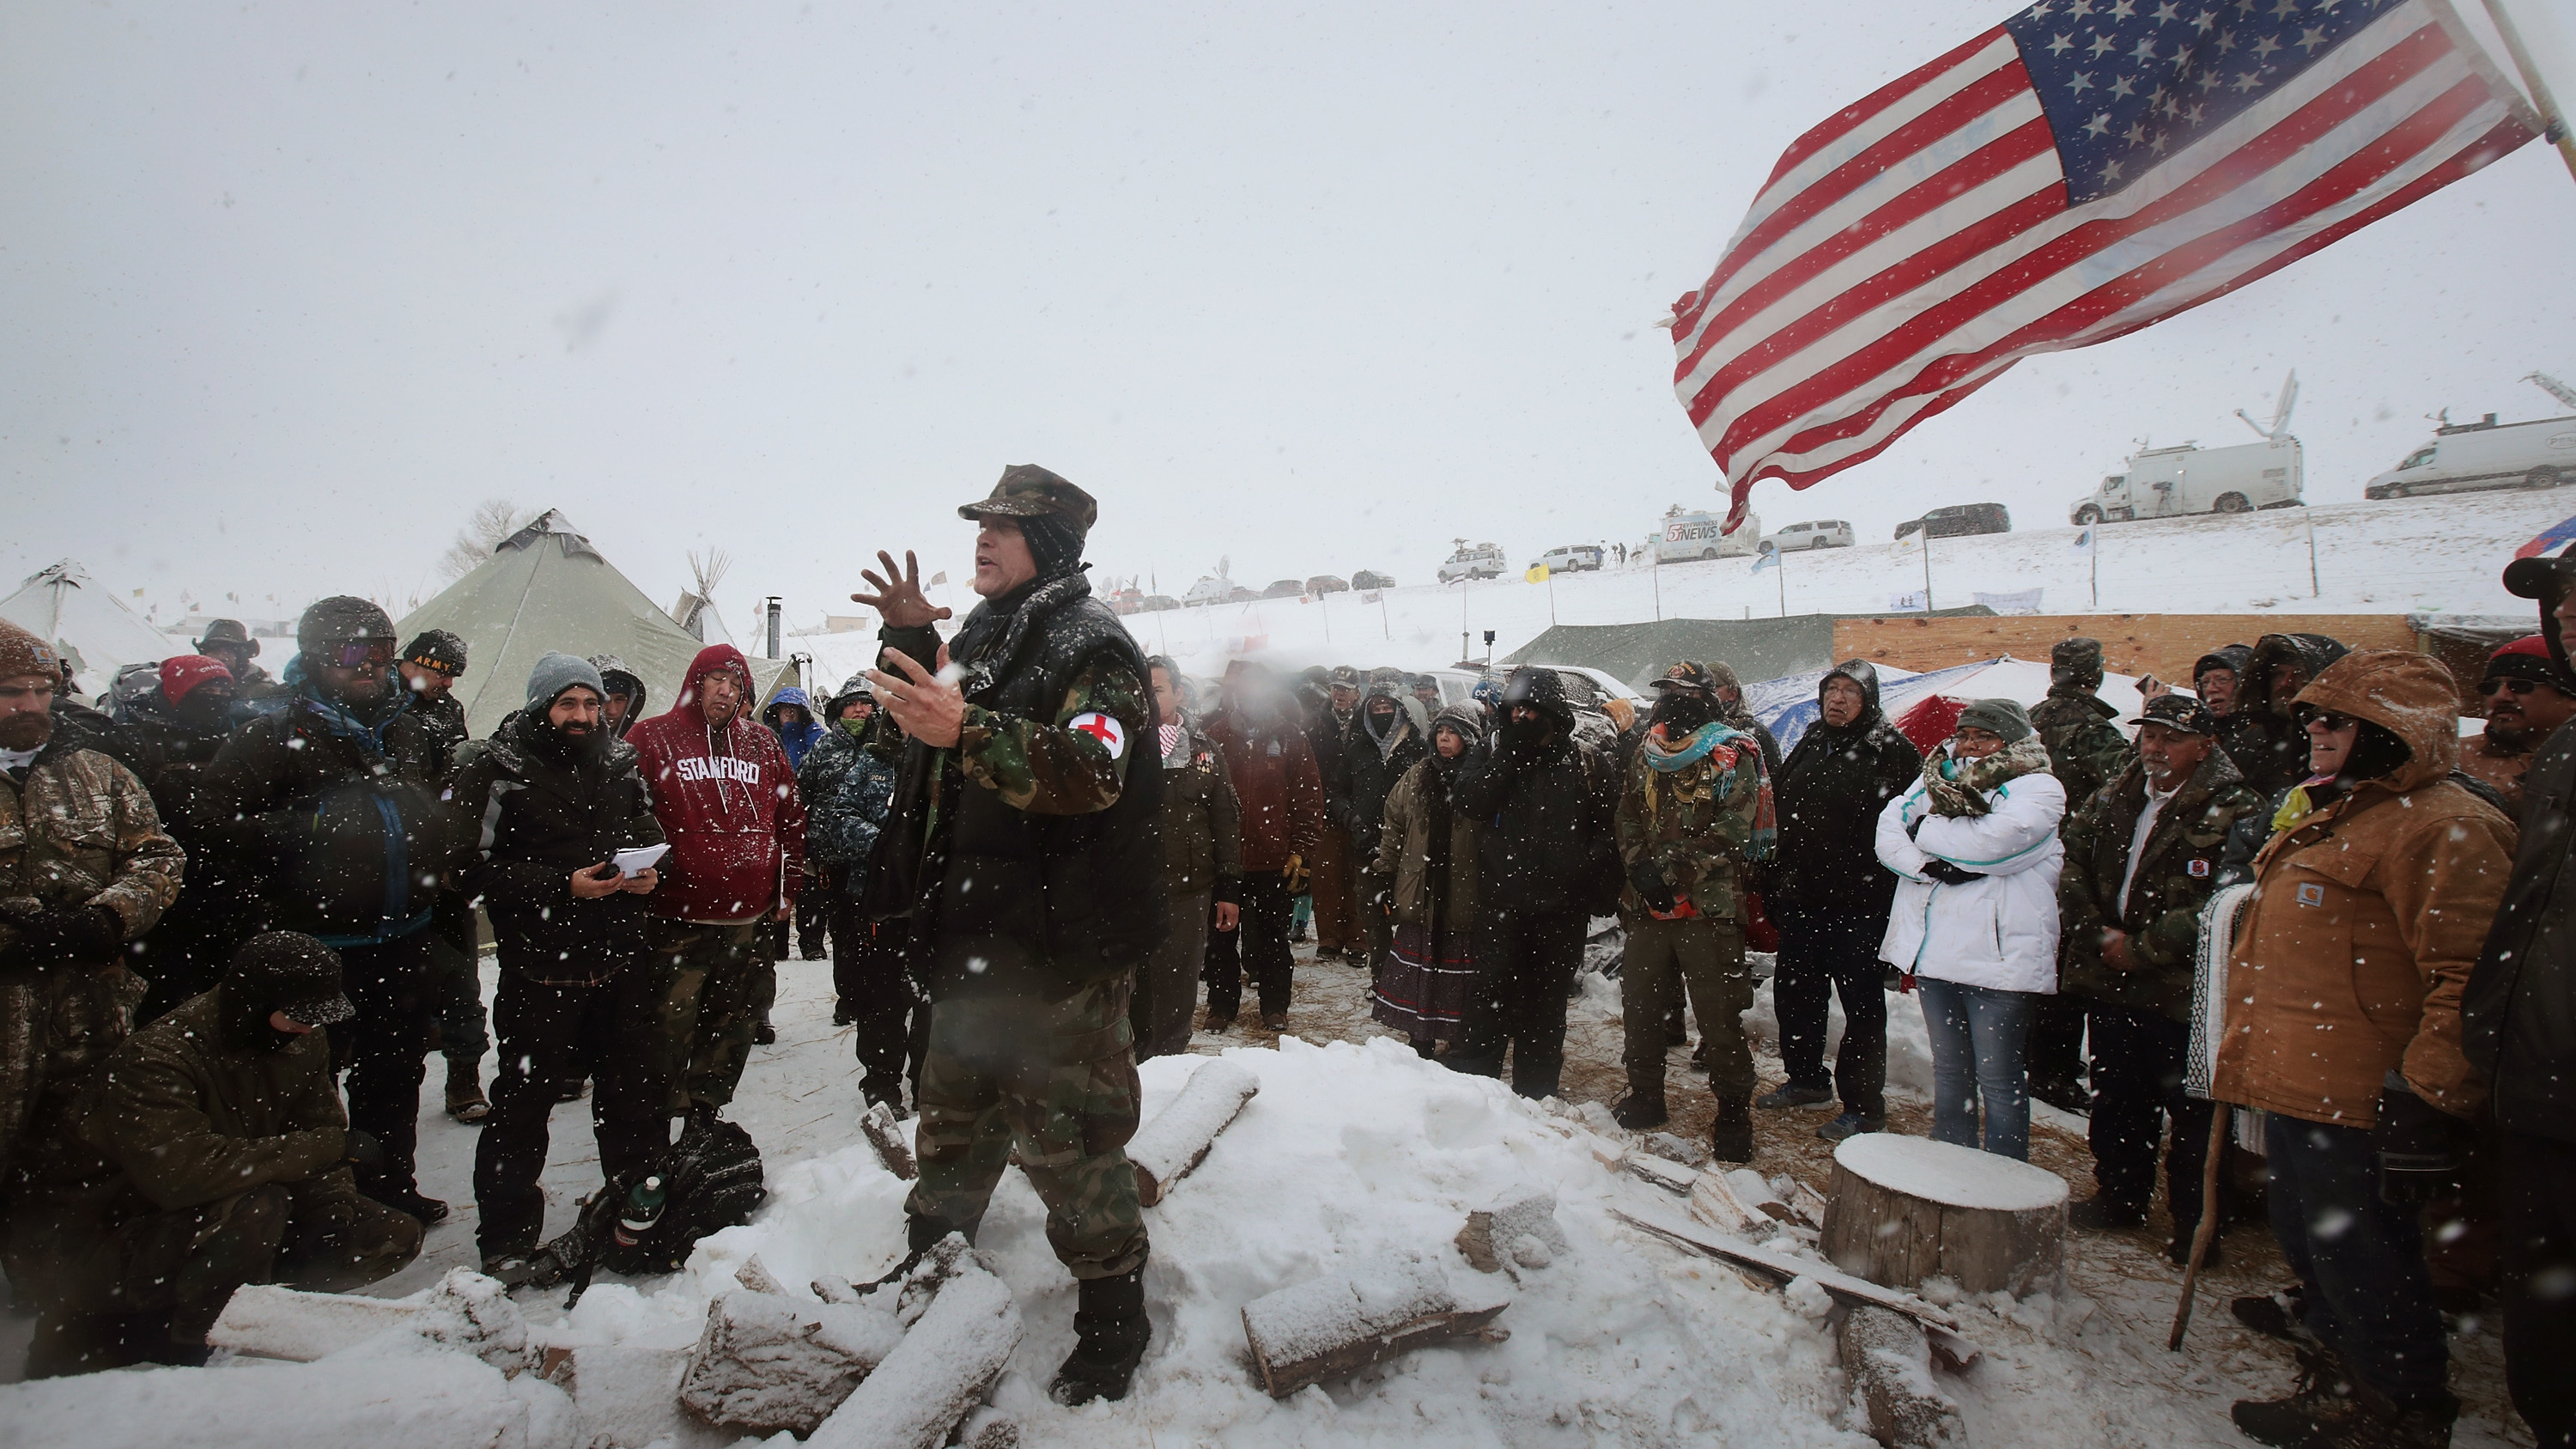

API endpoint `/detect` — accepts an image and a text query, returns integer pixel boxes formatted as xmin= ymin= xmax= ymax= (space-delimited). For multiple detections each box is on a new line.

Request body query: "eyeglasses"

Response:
xmin=2296 ymin=707 xmax=2358 ymax=733
xmin=2483 ymin=677 xmax=2549 ymax=697
xmin=325 ymin=639 xmax=395 ymax=669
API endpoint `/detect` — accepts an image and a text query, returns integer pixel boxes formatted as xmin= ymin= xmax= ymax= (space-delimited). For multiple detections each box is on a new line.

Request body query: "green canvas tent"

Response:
xmin=394 ymin=510 xmax=789 ymax=740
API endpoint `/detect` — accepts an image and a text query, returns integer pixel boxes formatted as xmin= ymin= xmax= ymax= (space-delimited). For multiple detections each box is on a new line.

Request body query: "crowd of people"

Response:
xmin=3 ymin=468 xmax=2573 ymax=1447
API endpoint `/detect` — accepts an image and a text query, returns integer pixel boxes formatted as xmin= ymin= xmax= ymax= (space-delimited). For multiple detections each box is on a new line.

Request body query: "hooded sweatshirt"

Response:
xmin=761 ymin=687 xmax=827 ymax=772
xmin=626 ymin=644 xmax=806 ymax=923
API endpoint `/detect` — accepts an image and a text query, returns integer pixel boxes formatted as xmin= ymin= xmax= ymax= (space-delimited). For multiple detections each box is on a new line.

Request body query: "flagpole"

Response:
xmin=1777 ymin=550 xmax=1788 ymax=618
xmin=2476 ymin=0 xmax=2576 ymax=185
xmin=1922 ymin=533 xmax=1934 ymax=612
xmin=2308 ymin=507 xmax=2322 ymax=599
xmin=2091 ymin=531 xmax=2099 ymax=609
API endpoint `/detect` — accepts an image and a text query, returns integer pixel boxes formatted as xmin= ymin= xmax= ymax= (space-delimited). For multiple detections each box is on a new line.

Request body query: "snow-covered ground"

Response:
xmin=787 ymin=490 xmax=2568 ymax=684
xmin=1 ymin=943 xmax=2530 ymax=1446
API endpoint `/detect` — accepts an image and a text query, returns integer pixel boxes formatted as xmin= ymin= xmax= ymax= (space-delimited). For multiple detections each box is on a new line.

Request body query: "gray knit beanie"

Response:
xmin=1955 ymin=697 xmax=2034 ymax=743
xmin=526 ymin=650 xmax=606 ymax=710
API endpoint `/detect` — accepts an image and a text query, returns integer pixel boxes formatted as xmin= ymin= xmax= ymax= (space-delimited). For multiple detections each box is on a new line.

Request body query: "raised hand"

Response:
xmin=852 ymin=550 xmax=954 ymax=630
xmin=868 ymin=643 xmax=965 ymax=748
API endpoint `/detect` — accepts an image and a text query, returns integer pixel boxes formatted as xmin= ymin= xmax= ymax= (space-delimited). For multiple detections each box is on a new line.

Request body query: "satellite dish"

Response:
xmin=2235 ymin=368 xmax=2298 ymax=441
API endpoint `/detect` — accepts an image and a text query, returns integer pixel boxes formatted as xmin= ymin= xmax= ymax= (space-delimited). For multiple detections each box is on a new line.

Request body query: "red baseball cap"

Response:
xmin=160 ymin=654 xmax=235 ymax=703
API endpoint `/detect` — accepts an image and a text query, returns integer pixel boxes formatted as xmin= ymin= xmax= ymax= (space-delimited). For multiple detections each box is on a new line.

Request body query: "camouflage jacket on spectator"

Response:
xmin=2058 ymin=748 xmax=2266 ymax=1021
xmin=1 ymin=725 xmax=181 ymax=1189
xmin=2029 ymin=686 xmax=2130 ymax=811
xmin=1614 ymin=722 xmax=1761 ymax=922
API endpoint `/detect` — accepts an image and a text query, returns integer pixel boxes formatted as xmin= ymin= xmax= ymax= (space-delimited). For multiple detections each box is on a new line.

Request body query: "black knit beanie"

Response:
xmin=1019 ymin=514 xmax=1087 ymax=580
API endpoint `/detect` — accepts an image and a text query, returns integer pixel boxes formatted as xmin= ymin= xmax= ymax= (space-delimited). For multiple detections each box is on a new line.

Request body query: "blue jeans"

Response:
xmin=1917 ymin=978 xmax=2035 ymax=1160
xmin=2266 ymin=1114 xmax=2448 ymax=1404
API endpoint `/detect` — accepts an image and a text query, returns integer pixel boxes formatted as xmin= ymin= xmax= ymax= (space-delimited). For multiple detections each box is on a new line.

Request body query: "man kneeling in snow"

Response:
xmin=17 ymin=932 xmax=422 ymax=1376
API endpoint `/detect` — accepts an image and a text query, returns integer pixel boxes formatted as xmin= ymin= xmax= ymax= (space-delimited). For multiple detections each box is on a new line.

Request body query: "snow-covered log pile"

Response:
xmin=208 ymin=1265 xmax=529 ymax=1368
xmin=1840 ymin=1305 xmax=1969 ymax=1449
xmin=805 ymin=1236 xmax=1022 ymax=1449
xmin=1241 ymin=1248 xmax=1509 ymax=1397
xmin=1125 ymin=1055 xmax=1258 ymax=1205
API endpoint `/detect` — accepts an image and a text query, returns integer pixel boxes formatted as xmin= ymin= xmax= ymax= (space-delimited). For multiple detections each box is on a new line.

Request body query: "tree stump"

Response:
xmin=1819 ymin=1135 xmax=2066 ymax=1298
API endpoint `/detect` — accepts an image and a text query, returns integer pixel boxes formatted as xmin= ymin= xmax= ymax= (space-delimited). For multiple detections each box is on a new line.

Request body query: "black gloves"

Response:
xmin=3 ymin=902 xmax=125 ymax=966
xmin=1497 ymin=717 xmax=1549 ymax=762
xmin=2372 ymin=1080 xmax=2460 ymax=1205
xmin=1920 ymin=860 xmax=1984 ymax=886
xmin=1627 ymin=859 xmax=1678 ymax=916
xmin=1905 ymin=814 xmax=1926 ymax=841
xmin=1366 ymin=874 xmax=1394 ymax=914
xmin=341 ymin=1129 xmax=388 ymax=1172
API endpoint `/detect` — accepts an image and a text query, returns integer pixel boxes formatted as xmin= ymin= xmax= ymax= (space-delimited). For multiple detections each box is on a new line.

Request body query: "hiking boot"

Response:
xmin=555 ymin=1075 xmax=587 ymax=1102
xmin=2030 ymin=1075 xmax=2093 ymax=1113
xmin=446 ymin=1076 xmax=492 ymax=1125
xmin=1200 ymin=1008 xmax=1236 ymax=1033
xmin=371 ymin=1187 xmax=451 ymax=1227
xmin=1755 ymin=1082 xmax=1835 ymax=1110
xmin=2167 ymin=1227 xmax=2225 ymax=1270
xmin=1260 ymin=1012 xmax=1290 ymax=1032
xmin=1817 ymin=1110 xmax=1883 ymax=1142
xmin=753 ymin=1020 xmax=777 ymax=1046
xmin=863 ymin=1085 xmax=909 ymax=1120
xmin=1049 ymin=1265 xmax=1151 ymax=1406
xmin=1289 ymin=922 xmax=1309 ymax=944
xmin=2232 ymin=1287 xmax=2307 ymax=1342
xmin=2373 ymin=1390 xmax=2460 ymax=1449
xmin=2068 ymin=1196 xmax=2148 ymax=1232
xmin=2231 ymin=1346 xmax=2369 ymax=1448
xmin=1710 ymin=1096 xmax=1754 ymax=1163
xmin=799 ymin=941 xmax=826 ymax=960
xmin=1611 ymin=1087 xmax=1668 ymax=1129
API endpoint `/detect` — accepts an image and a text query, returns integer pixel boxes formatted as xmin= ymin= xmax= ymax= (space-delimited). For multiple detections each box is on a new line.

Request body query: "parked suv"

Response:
xmin=1438 ymin=543 xmax=1509 ymax=582
xmin=1759 ymin=520 xmax=1854 ymax=553
xmin=1539 ymin=544 xmax=1605 ymax=573
xmin=1893 ymin=502 xmax=2010 ymax=541
xmin=1350 ymin=569 xmax=1394 ymax=590
xmin=1306 ymin=575 xmax=1351 ymax=595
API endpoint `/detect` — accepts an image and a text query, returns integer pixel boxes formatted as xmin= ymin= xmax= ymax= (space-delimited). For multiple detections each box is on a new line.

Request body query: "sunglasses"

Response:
xmin=2483 ymin=677 xmax=2549 ymax=697
xmin=2295 ymin=707 xmax=2358 ymax=733
xmin=325 ymin=639 xmax=396 ymax=669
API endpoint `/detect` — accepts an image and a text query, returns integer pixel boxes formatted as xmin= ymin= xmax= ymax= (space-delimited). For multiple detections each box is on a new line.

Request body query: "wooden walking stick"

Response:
xmin=2167 ymin=1106 xmax=2232 ymax=1350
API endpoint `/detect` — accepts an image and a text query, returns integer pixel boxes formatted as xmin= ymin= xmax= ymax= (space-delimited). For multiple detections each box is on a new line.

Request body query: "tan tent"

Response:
xmin=395 ymin=510 xmax=788 ymax=740
xmin=0 ymin=559 xmax=186 ymax=698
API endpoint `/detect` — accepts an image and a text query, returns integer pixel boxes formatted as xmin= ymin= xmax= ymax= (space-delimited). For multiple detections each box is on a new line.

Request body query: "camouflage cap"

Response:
xmin=1650 ymin=661 xmax=1719 ymax=694
xmin=957 ymin=464 xmax=1097 ymax=537
xmin=2135 ymin=693 xmax=2216 ymax=735
xmin=1327 ymin=665 xmax=1362 ymax=688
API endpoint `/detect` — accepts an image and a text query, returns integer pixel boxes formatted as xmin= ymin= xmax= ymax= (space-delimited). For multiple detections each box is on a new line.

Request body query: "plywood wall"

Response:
xmin=1829 ymin=612 xmax=2423 ymax=688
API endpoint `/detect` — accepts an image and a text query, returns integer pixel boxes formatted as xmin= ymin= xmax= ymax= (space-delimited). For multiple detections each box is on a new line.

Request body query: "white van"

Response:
xmin=1650 ymin=508 xmax=1764 ymax=563
xmin=2070 ymin=437 xmax=2303 ymax=524
xmin=1438 ymin=543 xmax=1509 ymax=582
xmin=2364 ymin=412 xmax=2576 ymax=499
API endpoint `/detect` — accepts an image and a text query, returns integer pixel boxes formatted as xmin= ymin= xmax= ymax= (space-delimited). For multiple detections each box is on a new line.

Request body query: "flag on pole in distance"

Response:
xmin=2512 ymin=514 xmax=2576 ymax=560
xmin=1751 ymin=548 xmax=1779 ymax=574
xmin=1668 ymin=0 xmax=2538 ymax=529
xmin=928 ymin=571 xmax=948 ymax=586
xmin=2072 ymin=526 xmax=2096 ymax=555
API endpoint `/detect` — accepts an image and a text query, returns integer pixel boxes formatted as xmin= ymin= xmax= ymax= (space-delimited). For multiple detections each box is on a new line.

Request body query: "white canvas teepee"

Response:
xmin=0 ymin=560 xmax=186 ymax=697
xmin=394 ymin=511 xmax=788 ymax=739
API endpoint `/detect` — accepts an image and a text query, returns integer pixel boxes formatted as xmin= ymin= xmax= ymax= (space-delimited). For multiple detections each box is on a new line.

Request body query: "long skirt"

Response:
xmin=1371 ymin=922 xmax=1475 ymax=1042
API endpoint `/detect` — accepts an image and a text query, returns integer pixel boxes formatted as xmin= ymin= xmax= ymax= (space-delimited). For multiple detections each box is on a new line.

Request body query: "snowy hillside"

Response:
xmin=793 ymin=490 xmax=2570 ymax=682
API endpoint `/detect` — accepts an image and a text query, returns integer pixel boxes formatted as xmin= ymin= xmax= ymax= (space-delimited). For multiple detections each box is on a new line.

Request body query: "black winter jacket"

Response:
xmin=1453 ymin=719 xmax=1616 ymax=921
xmin=1775 ymin=662 xmax=1921 ymax=929
xmin=447 ymin=713 xmax=664 ymax=986
xmin=1331 ymin=699 xmax=1430 ymax=863
xmin=2466 ymin=721 xmax=2576 ymax=1142
xmin=193 ymin=688 xmax=463 ymax=947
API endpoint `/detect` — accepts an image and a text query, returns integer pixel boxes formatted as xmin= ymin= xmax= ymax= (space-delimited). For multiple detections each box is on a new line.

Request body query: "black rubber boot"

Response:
xmin=1049 ymin=1266 xmax=1151 ymax=1406
xmin=1611 ymin=1087 xmax=1668 ymax=1129
xmin=1710 ymin=1096 xmax=1754 ymax=1163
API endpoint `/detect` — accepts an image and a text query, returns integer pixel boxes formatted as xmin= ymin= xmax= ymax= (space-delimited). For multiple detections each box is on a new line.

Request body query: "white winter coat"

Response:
xmin=1874 ymin=759 xmax=2068 ymax=994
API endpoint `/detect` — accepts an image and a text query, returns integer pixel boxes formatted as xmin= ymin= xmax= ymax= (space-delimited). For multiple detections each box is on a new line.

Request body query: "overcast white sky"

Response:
xmin=6 ymin=1 xmax=2573 ymax=631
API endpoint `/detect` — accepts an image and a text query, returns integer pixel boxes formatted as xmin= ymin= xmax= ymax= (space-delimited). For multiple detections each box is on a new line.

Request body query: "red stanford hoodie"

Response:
xmin=628 ymin=644 xmax=806 ymax=922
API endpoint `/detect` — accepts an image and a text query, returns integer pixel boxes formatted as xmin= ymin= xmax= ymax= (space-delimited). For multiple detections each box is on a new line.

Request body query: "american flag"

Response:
xmin=1670 ymin=0 xmax=2537 ymax=526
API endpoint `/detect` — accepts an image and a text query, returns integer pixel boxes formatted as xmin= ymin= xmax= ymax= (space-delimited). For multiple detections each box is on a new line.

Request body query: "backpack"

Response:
xmin=534 ymin=1117 xmax=768 ymax=1305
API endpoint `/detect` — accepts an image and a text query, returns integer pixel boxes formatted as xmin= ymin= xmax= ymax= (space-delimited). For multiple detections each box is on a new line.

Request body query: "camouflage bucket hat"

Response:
xmin=958 ymin=464 xmax=1097 ymax=538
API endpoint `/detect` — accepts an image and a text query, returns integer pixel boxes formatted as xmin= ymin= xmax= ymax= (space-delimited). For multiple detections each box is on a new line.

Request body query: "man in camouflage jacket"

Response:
xmin=1612 ymin=662 xmax=1765 ymax=1159
xmin=2026 ymin=636 xmax=2132 ymax=1111
xmin=859 ymin=466 xmax=1163 ymax=1409
xmin=2058 ymin=695 xmax=2264 ymax=1258
xmin=0 ymin=618 xmax=184 ymax=1205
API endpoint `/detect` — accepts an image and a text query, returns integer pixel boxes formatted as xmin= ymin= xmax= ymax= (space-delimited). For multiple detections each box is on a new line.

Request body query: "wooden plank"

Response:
xmin=1608 ymin=1201 xmax=1961 ymax=1333
xmin=1829 ymin=612 xmax=2421 ymax=686
xmin=1246 ymin=1304 xmax=1510 ymax=1398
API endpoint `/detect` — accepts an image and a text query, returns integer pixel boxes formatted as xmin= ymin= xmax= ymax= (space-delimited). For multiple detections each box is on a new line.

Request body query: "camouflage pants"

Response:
xmin=1622 ymin=916 xmax=1755 ymax=1100
xmin=905 ymin=976 xmax=1149 ymax=1280
xmin=645 ymin=920 xmax=765 ymax=1113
